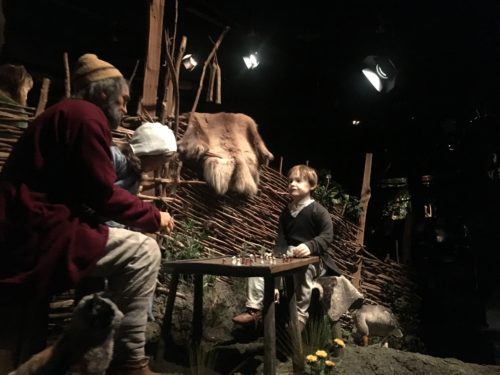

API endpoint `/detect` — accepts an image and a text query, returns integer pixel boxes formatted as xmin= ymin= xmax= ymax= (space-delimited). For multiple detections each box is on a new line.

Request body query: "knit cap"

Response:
xmin=130 ymin=122 xmax=177 ymax=156
xmin=72 ymin=53 xmax=123 ymax=92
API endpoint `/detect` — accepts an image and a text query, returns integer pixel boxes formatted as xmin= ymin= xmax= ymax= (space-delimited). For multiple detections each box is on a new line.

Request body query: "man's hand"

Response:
xmin=274 ymin=288 xmax=280 ymax=304
xmin=292 ymin=243 xmax=311 ymax=258
xmin=160 ymin=211 xmax=175 ymax=233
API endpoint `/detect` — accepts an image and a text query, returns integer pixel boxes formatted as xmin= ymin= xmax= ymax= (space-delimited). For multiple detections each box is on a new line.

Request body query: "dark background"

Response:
xmin=4 ymin=0 xmax=500 ymax=191
xmin=2 ymin=0 xmax=500 ymax=365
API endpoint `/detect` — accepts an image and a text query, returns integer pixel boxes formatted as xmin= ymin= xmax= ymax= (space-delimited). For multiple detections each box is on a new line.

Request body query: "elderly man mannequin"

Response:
xmin=0 ymin=54 xmax=173 ymax=375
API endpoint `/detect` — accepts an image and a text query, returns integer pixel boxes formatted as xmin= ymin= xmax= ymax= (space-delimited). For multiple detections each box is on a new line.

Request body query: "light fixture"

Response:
xmin=182 ymin=54 xmax=198 ymax=71
xmin=352 ymin=119 xmax=361 ymax=126
xmin=361 ymin=55 xmax=397 ymax=93
xmin=243 ymin=52 xmax=259 ymax=69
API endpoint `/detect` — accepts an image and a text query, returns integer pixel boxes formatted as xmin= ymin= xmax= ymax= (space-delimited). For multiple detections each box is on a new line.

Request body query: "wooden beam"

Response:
xmin=356 ymin=153 xmax=373 ymax=246
xmin=142 ymin=0 xmax=165 ymax=117
xmin=63 ymin=52 xmax=70 ymax=98
xmin=35 ymin=78 xmax=50 ymax=117
xmin=352 ymin=152 xmax=372 ymax=291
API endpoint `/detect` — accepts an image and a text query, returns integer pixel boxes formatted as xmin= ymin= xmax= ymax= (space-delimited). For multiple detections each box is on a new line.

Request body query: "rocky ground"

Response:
xmin=145 ymin=277 xmax=500 ymax=375
xmin=153 ymin=345 xmax=500 ymax=375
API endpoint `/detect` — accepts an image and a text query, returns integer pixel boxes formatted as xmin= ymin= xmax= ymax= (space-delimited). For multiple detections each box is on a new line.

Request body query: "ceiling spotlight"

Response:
xmin=362 ymin=55 xmax=398 ymax=93
xmin=352 ymin=119 xmax=361 ymax=126
xmin=243 ymin=53 xmax=260 ymax=69
xmin=182 ymin=54 xmax=198 ymax=71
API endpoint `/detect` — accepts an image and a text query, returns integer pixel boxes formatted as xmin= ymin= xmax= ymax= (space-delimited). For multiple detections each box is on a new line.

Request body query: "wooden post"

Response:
xmin=352 ymin=153 xmax=373 ymax=290
xmin=63 ymin=52 xmax=70 ymax=98
xmin=162 ymin=34 xmax=186 ymax=136
xmin=35 ymin=78 xmax=50 ymax=117
xmin=356 ymin=153 xmax=373 ymax=246
xmin=142 ymin=0 xmax=165 ymax=117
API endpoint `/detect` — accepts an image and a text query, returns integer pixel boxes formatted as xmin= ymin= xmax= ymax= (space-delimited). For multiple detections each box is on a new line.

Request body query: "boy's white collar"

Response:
xmin=289 ymin=197 xmax=315 ymax=217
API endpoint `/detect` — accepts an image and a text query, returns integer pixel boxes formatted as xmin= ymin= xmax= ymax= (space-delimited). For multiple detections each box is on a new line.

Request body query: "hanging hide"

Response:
xmin=178 ymin=112 xmax=274 ymax=196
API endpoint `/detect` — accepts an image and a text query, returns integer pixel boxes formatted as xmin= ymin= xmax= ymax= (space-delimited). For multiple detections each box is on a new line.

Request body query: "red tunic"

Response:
xmin=0 ymin=99 xmax=161 ymax=298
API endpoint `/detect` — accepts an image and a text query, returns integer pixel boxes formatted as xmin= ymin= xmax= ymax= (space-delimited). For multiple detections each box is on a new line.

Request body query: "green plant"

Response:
xmin=305 ymin=349 xmax=336 ymax=375
xmin=161 ymin=219 xmax=208 ymax=261
xmin=313 ymin=170 xmax=362 ymax=223
xmin=303 ymin=321 xmax=346 ymax=375
xmin=277 ymin=316 xmax=344 ymax=374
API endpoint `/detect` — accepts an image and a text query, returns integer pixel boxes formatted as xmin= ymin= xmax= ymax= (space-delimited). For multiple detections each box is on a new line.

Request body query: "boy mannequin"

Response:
xmin=233 ymin=164 xmax=341 ymax=329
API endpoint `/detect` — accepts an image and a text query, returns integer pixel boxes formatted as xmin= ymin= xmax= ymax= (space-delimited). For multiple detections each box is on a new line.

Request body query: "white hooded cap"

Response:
xmin=130 ymin=122 xmax=177 ymax=156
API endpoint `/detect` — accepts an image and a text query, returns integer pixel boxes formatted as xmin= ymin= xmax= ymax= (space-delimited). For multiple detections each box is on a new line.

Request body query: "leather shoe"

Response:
xmin=232 ymin=308 xmax=262 ymax=325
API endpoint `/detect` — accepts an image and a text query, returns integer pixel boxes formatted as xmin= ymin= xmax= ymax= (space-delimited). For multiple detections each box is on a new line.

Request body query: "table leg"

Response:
xmin=157 ymin=273 xmax=179 ymax=360
xmin=263 ymin=276 xmax=276 ymax=375
xmin=192 ymin=274 xmax=203 ymax=345
xmin=285 ymin=275 xmax=304 ymax=374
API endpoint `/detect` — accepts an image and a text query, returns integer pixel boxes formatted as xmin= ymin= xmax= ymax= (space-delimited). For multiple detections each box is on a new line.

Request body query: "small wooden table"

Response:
xmin=159 ymin=255 xmax=320 ymax=375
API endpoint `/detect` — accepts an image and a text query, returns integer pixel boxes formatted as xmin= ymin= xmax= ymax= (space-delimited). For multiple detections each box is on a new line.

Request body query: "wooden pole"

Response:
xmin=171 ymin=35 xmax=186 ymax=120
xmin=142 ymin=0 xmax=165 ymax=117
xmin=128 ymin=59 xmax=140 ymax=89
xmin=162 ymin=31 xmax=180 ymax=136
xmin=63 ymin=52 xmax=70 ymax=97
xmin=356 ymin=153 xmax=373 ymax=246
xmin=190 ymin=26 xmax=230 ymax=115
xmin=35 ymin=78 xmax=50 ymax=117
xmin=352 ymin=152 xmax=373 ymax=290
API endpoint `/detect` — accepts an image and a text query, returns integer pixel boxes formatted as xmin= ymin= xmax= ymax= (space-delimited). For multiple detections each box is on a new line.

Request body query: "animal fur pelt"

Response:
xmin=9 ymin=294 xmax=123 ymax=375
xmin=178 ymin=112 xmax=274 ymax=196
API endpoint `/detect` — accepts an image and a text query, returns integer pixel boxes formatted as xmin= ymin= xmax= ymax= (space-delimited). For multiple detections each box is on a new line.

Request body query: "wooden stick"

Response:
xmin=63 ymin=52 xmax=71 ymax=97
xmin=171 ymin=36 xmax=186 ymax=136
xmin=170 ymin=0 xmax=179 ymax=58
xmin=206 ymin=61 xmax=216 ymax=102
xmin=137 ymin=193 xmax=176 ymax=202
xmin=35 ymin=78 xmax=51 ymax=117
xmin=142 ymin=176 xmax=206 ymax=184
xmin=190 ymin=26 xmax=230 ymax=115
xmin=0 ymin=101 xmax=36 ymax=112
xmin=128 ymin=59 xmax=141 ymax=88
xmin=162 ymin=30 xmax=180 ymax=137
xmin=215 ymin=63 xmax=222 ymax=104
xmin=356 ymin=153 xmax=373 ymax=246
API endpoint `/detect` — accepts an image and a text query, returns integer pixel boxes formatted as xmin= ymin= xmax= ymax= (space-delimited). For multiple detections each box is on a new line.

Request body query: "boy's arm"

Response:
xmin=303 ymin=203 xmax=334 ymax=255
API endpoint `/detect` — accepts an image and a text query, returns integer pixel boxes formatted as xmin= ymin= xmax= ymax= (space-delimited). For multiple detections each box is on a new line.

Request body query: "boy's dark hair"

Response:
xmin=287 ymin=164 xmax=318 ymax=189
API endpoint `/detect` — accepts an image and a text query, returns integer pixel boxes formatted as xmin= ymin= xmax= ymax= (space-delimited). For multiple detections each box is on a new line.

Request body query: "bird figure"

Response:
xmin=9 ymin=293 xmax=123 ymax=375
xmin=353 ymin=304 xmax=403 ymax=347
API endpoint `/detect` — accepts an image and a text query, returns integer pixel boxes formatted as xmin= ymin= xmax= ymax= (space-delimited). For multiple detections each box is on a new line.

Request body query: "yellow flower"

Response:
xmin=325 ymin=360 xmax=335 ymax=367
xmin=315 ymin=350 xmax=328 ymax=358
xmin=334 ymin=338 xmax=346 ymax=348
xmin=306 ymin=354 xmax=318 ymax=363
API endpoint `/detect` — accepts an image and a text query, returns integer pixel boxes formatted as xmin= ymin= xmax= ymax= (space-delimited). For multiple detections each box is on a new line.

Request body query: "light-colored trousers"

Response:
xmin=246 ymin=262 xmax=319 ymax=324
xmin=88 ymin=227 xmax=161 ymax=362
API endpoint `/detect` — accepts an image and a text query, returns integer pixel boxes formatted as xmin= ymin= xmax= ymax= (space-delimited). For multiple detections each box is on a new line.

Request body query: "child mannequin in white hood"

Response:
xmin=111 ymin=122 xmax=177 ymax=196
